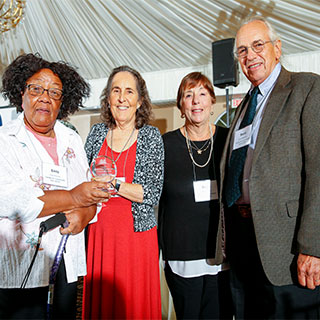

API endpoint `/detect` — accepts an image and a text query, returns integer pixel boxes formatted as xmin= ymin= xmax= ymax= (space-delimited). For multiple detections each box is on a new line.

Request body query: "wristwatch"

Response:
xmin=114 ymin=179 xmax=122 ymax=192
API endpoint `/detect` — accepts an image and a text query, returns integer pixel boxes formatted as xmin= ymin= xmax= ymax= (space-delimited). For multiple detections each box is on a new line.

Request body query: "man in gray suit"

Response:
xmin=220 ymin=16 xmax=320 ymax=319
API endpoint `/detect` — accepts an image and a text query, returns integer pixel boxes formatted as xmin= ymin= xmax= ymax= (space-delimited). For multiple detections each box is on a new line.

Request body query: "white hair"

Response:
xmin=234 ymin=16 xmax=281 ymax=55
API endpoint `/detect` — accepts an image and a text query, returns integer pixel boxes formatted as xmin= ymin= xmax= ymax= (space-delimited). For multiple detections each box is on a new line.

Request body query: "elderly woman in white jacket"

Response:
xmin=0 ymin=53 xmax=109 ymax=319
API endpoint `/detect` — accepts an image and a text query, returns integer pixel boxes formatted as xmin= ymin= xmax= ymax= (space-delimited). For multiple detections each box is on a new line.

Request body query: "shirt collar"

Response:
xmin=251 ymin=62 xmax=282 ymax=97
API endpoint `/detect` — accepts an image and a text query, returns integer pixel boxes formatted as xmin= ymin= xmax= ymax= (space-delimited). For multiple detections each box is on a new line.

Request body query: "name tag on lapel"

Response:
xmin=233 ymin=125 xmax=252 ymax=150
xmin=42 ymin=163 xmax=68 ymax=188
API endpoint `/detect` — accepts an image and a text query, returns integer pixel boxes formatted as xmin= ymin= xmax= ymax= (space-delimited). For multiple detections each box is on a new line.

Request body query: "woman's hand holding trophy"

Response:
xmin=87 ymin=155 xmax=117 ymax=200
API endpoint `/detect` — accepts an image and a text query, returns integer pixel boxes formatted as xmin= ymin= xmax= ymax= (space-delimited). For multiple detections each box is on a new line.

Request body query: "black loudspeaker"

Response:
xmin=212 ymin=38 xmax=239 ymax=89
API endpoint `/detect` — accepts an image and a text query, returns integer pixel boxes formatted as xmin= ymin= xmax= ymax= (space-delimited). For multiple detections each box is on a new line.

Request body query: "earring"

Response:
xmin=210 ymin=111 xmax=214 ymax=115
xmin=181 ymin=114 xmax=185 ymax=119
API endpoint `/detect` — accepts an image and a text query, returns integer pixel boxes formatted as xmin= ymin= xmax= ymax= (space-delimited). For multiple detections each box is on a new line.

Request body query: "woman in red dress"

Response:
xmin=83 ymin=66 xmax=164 ymax=319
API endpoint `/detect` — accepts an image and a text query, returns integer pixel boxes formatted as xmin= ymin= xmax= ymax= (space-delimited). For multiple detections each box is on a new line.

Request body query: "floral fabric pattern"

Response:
xmin=30 ymin=168 xmax=52 ymax=190
xmin=63 ymin=147 xmax=76 ymax=163
xmin=0 ymin=114 xmax=89 ymax=288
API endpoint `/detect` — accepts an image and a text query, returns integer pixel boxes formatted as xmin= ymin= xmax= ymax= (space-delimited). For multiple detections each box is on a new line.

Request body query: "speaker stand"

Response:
xmin=225 ymin=86 xmax=231 ymax=128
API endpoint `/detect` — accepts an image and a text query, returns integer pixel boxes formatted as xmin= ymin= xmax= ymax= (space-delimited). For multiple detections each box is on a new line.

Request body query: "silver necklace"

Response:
xmin=110 ymin=127 xmax=136 ymax=163
xmin=184 ymin=125 xmax=214 ymax=168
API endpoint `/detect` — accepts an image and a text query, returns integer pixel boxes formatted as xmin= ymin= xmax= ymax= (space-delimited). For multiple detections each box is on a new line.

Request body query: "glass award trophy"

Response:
xmin=88 ymin=155 xmax=117 ymax=193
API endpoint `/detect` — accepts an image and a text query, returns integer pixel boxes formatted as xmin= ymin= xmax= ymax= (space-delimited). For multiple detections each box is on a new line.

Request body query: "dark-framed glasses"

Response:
xmin=25 ymin=84 xmax=63 ymax=100
xmin=235 ymin=40 xmax=274 ymax=58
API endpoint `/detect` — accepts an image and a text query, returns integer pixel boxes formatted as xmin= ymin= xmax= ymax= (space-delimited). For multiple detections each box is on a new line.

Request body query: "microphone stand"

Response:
xmin=225 ymin=86 xmax=231 ymax=128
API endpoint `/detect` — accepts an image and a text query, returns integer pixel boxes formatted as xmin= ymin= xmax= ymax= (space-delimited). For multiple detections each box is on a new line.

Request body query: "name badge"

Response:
xmin=42 ymin=163 xmax=68 ymax=188
xmin=233 ymin=124 xmax=252 ymax=150
xmin=193 ymin=179 xmax=218 ymax=202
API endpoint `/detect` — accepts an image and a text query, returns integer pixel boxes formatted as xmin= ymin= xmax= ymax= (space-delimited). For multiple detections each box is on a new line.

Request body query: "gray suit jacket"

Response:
xmin=218 ymin=67 xmax=320 ymax=286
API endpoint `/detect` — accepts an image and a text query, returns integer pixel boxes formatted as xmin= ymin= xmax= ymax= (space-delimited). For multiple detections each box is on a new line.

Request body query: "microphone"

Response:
xmin=40 ymin=213 xmax=67 ymax=233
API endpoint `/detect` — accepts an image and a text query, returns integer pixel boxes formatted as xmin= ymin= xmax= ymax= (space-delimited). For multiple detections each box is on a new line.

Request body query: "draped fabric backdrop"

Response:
xmin=0 ymin=0 xmax=319 ymax=81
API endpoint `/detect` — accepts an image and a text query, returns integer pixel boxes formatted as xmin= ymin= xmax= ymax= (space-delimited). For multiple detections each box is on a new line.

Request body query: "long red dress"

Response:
xmin=82 ymin=139 xmax=161 ymax=319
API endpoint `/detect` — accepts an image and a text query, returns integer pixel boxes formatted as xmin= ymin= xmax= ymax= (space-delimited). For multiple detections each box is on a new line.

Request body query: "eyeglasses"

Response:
xmin=235 ymin=40 xmax=274 ymax=58
xmin=25 ymin=84 xmax=63 ymax=100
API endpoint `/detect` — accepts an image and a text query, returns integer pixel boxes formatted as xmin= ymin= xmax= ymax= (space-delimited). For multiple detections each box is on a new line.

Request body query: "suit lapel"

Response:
xmin=252 ymin=68 xmax=292 ymax=166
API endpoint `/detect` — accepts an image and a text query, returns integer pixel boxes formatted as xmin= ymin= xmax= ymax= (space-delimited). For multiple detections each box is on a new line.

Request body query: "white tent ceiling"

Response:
xmin=0 ymin=0 xmax=319 ymax=81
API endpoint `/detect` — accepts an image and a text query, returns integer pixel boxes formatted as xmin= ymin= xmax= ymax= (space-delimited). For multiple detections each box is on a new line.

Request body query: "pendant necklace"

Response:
xmin=110 ymin=127 xmax=136 ymax=164
xmin=189 ymin=139 xmax=211 ymax=154
xmin=109 ymin=127 xmax=136 ymax=178
xmin=184 ymin=125 xmax=214 ymax=168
